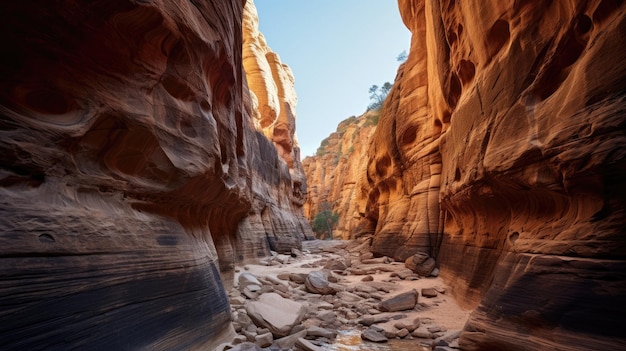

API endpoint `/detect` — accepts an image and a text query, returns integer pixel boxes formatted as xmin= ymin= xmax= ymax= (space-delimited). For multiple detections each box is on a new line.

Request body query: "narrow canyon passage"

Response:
xmin=1 ymin=0 xmax=625 ymax=350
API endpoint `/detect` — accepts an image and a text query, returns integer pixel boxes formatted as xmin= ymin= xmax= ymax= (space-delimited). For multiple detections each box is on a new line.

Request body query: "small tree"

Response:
xmin=311 ymin=202 xmax=339 ymax=240
xmin=367 ymin=82 xmax=392 ymax=111
xmin=397 ymin=50 xmax=408 ymax=62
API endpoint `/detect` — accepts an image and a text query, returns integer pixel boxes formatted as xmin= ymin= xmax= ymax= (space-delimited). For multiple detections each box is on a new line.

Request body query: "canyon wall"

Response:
xmin=376 ymin=0 xmax=626 ymax=349
xmin=0 ymin=0 xmax=310 ymax=349
xmin=302 ymin=112 xmax=378 ymax=239
xmin=307 ymin=0 xmax=626 ymax=349
xmin=238 ymin=0 xmax=313 ymax=263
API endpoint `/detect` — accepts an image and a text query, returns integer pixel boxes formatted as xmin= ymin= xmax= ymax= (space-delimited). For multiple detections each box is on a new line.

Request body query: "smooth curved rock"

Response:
xmin=0 ymin=0 xmax=311 ymax=349
xmin=306 ymin=0 xmax=626 ymax=349
xmin=304 ymin=270 xmax=336 ymax=295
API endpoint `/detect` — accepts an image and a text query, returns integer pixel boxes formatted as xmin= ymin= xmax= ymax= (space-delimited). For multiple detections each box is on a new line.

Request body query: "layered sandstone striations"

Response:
xmin=351 ymin=0 xmax=626 ymax=350
xmin=302 ymin=112 xmax=378 ymax=239
xmin=239 ymin=0 xmax=313 ymax=261
xmin=0 ymin=0 xmax=310 ymax=349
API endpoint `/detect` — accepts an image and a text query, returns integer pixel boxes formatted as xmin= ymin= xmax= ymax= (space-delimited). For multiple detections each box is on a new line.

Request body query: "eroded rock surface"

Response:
xmin=396 ymin=1 xmax=626 ymax=349
xmin=308 ymin=0 xmax=626 ymax=349
xmin=302 ymin=112 xmax=378 ymax=239
xmin=0 ymin=0 xmax=310 ymax=349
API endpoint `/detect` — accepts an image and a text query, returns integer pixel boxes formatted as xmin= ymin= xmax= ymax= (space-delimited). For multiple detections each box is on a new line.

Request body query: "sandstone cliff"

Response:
xmin=238 ymin=0 xmax=313 ymax=262
xmin=0 ymin=0 xmax=310 ymax=349
xmin=353 ymin=0 xmax=626 ymax=350
xmin=302 ymin=111 xmax=378 ymax=239
xmin=305 ymin=0 xmax=626 ymax=349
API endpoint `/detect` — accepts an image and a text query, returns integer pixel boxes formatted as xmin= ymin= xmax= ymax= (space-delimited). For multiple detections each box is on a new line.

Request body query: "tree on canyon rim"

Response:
xmin=311 ymin=202 xmax=339 ymax=240
xmin=367 ymin=82 xmax=392 ymax=111
xmin=397 ymin=50 xmax=408 ymax=62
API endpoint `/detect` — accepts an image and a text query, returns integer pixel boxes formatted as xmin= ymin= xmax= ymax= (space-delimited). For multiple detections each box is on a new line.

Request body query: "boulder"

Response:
xmin=246 ymin=293 xmax=306 ymax=337
xmin=406 ymin=318 xmax=421 ymax=331
xmin=337 ymin=291 xmax=362 ymax=303
xmin=405 ymin=252 xmax=429 ymax=267
xmin=405 ymin=254 xmax=436 ymax=276
xmin=230 ymin=296 xmax=246 ymax=306
xmin=273 ymin=329 xmax=307 ymax=349
xmin=306 ymin=326 xmax=337 ymax=339
xmin=277 ymin=273 xmax=291 ymax=281
xmin=393 ymin=268 xmax=417 ymax=280
xmin=324 ymin=258 xmax=350 ymax=271
xmin=242 ymin=288 xmax=259 ymax=300
xmin=411 ymin=328 xmax=433 ymax=339
xmin=361 ymin=328 xmax=388 ymax=343
xmin=239 ymin=273 xmax=263 ymax=298
xmin=421 ymin=288 xmax=438 ymax=298
xmin=304 ymin=271 xmax=336 ymax=295
xmin=289 ymin=273 xmax=308 ymax=284
xmin=359 ymin=314 xmax=391 ymax=326
xmin=354 ymin=283 xmax=378 ymax=294
xmin=396 ymin=328 xmax=410 ymax=338
xmin=254 ymin=332 xmax=273 ymax=348
xmin=361 ymin=275 xmax=374 ymax=282
xmin=362 ymin=257 xmax=391 ymax=264
xmin=296 ymin=337 xmax=325 ymax=351
xmin=316 ymin=311 xmax=336 ymax=323
xmin=291 ymin=248 xmax=304 ymax=257
xmin=378 ymin=289 xmax=418 ymax=312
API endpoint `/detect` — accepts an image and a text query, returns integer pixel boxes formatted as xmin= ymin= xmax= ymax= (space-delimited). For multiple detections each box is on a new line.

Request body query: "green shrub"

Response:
xmin=337 ymin=116 xmax=358 ymax=133
xmin=364 ymin=111 xmax=380 ymax=127
xmin=316 ymin=137 xmax=330 ymax=156
xmin=311 ymin=202 xmax=339 ymax=240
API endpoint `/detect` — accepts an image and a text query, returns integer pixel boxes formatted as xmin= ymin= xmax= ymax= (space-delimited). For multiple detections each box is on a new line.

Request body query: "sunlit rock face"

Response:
xmin=357 ymin=0 xmax=626 ymax=349
xmin=239 ymin=0 xmax=314 ymax=261
xmin=0 ymin=0 xmax=310 ymax=349
xmin=302 ymin=113 xmax=377 ymax=239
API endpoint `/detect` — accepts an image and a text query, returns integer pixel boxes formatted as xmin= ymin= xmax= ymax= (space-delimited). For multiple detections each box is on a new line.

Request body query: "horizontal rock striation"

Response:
xmin=353 ymin=0 xmax=626 ymax=349
xmin=0 ymin=0 xmax=310 ymax=349
xmin=239 ymin=0 xmax=314 ymax=262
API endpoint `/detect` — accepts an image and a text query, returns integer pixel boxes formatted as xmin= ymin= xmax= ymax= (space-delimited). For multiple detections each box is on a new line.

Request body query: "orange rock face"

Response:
xmin=354 ymin=0 xmax=626 ymax=349
xmin=0 ymin=0 xmax=310 ymax=349
xmin=302 ymin=112 xmax=378 ymax=239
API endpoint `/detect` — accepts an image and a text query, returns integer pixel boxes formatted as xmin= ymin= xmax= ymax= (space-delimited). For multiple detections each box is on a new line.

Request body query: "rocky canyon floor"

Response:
xmin=219 ymin=240 xmax=470 ymax=351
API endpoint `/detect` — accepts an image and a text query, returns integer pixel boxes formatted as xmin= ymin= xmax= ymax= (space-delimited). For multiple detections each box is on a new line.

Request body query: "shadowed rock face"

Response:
xmin=0 ymin=0 xmax=310 ymax=349
xmin=355 ymin=0 xmax=626 ymax=349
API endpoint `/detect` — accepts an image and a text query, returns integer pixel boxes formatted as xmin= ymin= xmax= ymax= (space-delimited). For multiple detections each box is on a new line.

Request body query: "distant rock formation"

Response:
xmin=239 ymin=0 xmax=313 ymax=263
xmin=0 ymin=0 xmax=310 ymax=349
xmin=302 ymin=112 xmax=378 ymax=239
xmin=307 ymin=0 xmax=626 ymax=349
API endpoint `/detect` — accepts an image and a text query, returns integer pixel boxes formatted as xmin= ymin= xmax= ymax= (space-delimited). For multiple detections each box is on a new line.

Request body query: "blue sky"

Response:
xmin=254 ymin=0 xmax=411 ymax=157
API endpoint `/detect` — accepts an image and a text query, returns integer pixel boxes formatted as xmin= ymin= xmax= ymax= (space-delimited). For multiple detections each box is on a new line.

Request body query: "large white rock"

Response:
xmin=239 ymin=272 xmax=262 ymax=289
xmin=246 ymin=293 xmax=306 ymax=337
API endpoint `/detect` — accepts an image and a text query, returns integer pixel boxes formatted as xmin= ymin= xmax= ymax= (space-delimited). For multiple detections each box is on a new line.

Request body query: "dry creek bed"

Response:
xmin=217 ymin=239 xmax=471 ymax=351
